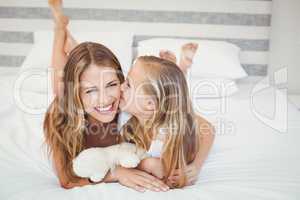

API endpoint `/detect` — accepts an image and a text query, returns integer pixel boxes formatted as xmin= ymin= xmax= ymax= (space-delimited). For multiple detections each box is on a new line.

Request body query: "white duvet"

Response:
xmin=0 ymin=72 xmax=300 ymax=200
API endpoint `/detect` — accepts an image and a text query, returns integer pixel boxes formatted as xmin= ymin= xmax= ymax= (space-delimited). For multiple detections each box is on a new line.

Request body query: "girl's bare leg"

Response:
xmin=159 ymin=43 xmax=198 ymax=75
xmin=178 ymin=43 xmax=198 ymax=74
xmin=159 ymin=50 xmax=177 ymax=64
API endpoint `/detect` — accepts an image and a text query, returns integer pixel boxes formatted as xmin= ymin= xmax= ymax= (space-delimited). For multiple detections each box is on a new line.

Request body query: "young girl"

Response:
xmin=120 ymin=56 xmax=215 ymax=188
xmin=44 ymin=0 xmax=169 ymax=192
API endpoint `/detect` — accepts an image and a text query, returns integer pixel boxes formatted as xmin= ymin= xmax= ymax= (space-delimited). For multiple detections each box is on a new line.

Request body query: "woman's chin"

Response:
xmin=89 ymin=110 xmax=117 ymax=123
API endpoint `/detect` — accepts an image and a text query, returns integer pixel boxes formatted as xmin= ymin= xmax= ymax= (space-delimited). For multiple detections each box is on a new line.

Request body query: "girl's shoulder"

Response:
xmin=194 ymin=114 xmax=215 ymax=135
xmin=195 ymin=114 xmax=209 ymax=124
xmin=117 ymin=112 xmax=132 ymax=131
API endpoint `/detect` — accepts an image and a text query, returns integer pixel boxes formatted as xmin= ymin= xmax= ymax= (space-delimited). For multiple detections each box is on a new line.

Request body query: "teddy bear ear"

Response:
xmin=90 ymin=173 xmax=106 ymax=182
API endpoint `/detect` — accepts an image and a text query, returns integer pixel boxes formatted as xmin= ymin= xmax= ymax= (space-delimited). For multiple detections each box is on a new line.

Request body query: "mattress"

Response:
xmin=0 ymin=71 xmax=299 ymax=200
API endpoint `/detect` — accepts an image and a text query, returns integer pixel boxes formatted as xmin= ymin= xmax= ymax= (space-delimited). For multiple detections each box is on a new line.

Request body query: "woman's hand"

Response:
xmin=113 ymin=166 xmax=169 ymax=192
xmin=138 ymin=157 xmax=164 ymax=179
xmin=168 ymin=162 xmax=201 ymax=186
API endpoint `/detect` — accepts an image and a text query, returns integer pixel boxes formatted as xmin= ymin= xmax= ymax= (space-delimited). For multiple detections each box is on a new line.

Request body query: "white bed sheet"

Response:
xmin=0 ymin=73 xmax=300 ymax=200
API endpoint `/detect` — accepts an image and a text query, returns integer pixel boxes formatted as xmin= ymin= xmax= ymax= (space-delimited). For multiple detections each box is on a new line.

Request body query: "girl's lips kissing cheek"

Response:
xmin=120 ymin=93 xmax=127 ymax=103
xmin=120 ymin=95 xmax=127 ymax=107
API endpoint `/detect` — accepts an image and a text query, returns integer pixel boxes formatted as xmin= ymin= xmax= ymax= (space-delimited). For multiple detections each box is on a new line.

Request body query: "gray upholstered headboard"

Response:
xmin=0 ymin=0 xmax=272 ymax=76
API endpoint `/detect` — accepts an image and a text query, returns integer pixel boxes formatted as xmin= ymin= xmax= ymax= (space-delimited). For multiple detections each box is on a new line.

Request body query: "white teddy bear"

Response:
xmin=73 ymin=142 xmax=148 ymax=182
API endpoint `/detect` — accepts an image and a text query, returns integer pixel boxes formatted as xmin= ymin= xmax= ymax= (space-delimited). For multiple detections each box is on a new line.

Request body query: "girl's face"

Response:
xmin=120 ymin=60 xmax=156 ymax=122
xmin=80 ymin=64 xmax=121 ymax=123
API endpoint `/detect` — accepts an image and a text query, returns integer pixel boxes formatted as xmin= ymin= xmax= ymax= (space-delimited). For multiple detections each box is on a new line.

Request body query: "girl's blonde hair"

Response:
xmin=43 ymin=42 xmax=124 ymax=183
xmin=122 ymin=56 xmax=200 ymax=188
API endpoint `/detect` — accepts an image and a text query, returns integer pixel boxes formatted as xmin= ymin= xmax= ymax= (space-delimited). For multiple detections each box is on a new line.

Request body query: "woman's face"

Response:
xmin=119 ymin=60 xmax=156 ymax=121
xmin=80 ymin=64 xmax=121 ymax=123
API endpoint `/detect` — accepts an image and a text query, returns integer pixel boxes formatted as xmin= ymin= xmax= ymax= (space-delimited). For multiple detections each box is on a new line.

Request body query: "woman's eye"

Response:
xmin=86 ymin=89 xmax=96 ymax=94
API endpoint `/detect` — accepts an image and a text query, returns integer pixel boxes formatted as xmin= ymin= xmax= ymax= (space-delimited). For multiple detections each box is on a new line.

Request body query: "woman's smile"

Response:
xmin=94 ymin=100 xmax=118 ymax=115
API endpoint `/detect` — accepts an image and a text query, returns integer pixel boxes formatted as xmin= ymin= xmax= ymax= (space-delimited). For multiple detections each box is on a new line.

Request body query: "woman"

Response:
xmin=44 ymin=0 xmax=169 ymax=192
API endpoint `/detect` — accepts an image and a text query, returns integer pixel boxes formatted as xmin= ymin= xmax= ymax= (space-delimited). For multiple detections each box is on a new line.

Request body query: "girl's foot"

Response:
xmin=159 ymin=50 xmax=177 ymax=64
xmin=179 ymin=43 xmax=199 ymax=74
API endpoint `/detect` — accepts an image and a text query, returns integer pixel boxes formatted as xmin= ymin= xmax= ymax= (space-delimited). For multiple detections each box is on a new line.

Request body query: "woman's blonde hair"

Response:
xmin=43 ymin=42 xmax=124 ymax=183
xmin=122 ymin=56 xmax=200 ymax=188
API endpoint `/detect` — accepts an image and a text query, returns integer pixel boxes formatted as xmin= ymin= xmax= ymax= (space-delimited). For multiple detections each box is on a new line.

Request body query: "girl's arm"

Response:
xmin=193 ymin=115 xmax=215 ymax=170
xmin=168 ymin=115 xmax=215 ymax=186
xmin=137 ymin=157 xmax=164 ymax=179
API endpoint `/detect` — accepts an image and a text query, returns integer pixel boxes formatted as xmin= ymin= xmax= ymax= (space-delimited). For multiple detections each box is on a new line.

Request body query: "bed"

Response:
xmin=0 ymin=0 xmax=299 ymax=197
xmin=0 ymin=66 xmax=300 ymax=199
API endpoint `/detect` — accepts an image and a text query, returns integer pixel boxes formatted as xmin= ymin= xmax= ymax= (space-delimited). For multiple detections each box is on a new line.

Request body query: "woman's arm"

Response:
xmin=53 ymin=149 xmax=118 ymax=189
xmin=62 ymin=167 xmax=169 ymax=192
xmin=113 ymin=166 xmax=169 ymax=192
xmin=52 ymin=149 xmax=88 ymax=189
xmin=53 ymin=151 xmax=168 ymax=191
xmin=60 ymin=170 xmax=118 ymax=189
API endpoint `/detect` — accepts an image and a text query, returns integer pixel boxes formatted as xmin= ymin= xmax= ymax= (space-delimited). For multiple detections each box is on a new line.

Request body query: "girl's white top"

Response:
xmin=118 ymin=112 xmax=165 ymax=158
xmin=147 ymin=139 xmax=164 ymax=157
xmin=147 ymin=128 xmax=167 ymax=157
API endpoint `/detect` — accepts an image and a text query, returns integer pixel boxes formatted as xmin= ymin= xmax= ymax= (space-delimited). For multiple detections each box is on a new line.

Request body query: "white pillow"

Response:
xmin=19 ymin=31 xmax=133 ymax=96
xmin=137 ymin=38 xmax=248 ymax=80
xmin=187 ymin=77 xmax=239 ymax=98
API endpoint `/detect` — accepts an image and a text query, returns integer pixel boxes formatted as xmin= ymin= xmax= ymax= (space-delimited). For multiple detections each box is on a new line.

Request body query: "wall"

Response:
xmin=0 ymin=0 xmax=272 ymax=76
xmin=269 ymin=0 xmax=300 ymax=94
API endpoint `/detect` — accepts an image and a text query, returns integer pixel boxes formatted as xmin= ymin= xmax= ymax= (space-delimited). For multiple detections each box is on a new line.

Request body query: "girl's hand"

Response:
xmin=138 ymin=157 xmax=164 ymax=179
xmin=168 ymin=162 xmax=201 ymax=186
xmin=113 ymin=166 xmax=169 ymax=192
